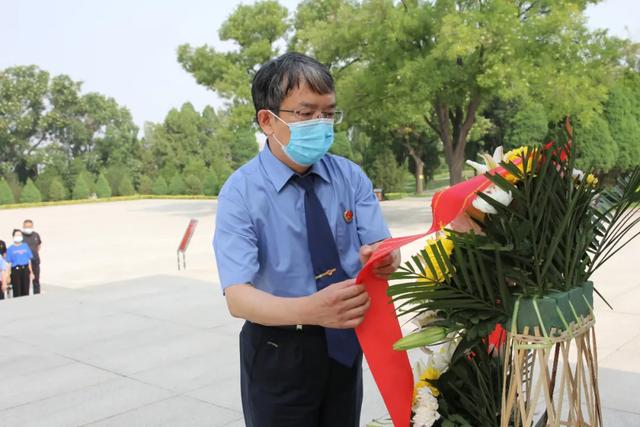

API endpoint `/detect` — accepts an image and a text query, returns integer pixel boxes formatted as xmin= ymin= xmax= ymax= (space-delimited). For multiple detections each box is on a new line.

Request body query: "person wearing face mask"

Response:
xmin=21 ymin=219 xmax=42 ymax=294
xmin=6 ymin=229 xmax=34 ymax=298
xmin=213 ymin=52 xmax=401 ymax=427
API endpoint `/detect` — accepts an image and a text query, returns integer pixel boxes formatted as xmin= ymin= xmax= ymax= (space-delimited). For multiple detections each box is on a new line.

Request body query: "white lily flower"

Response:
xmin=466 ymin=146 xmax=505 ymax=175
xmin=472 ymin=184 xmax=513 ymax=214
xmin=572 ymin=168 xmax=584 ymax=181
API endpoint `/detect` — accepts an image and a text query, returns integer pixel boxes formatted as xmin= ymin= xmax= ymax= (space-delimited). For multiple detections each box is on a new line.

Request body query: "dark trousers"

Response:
xmin=11 ymin=266 xmax=30 ymax=297
xmin=31 ymin=259 xmax=40 ymax=294
xmin=240 ymin=321 xmax=363 ymax=427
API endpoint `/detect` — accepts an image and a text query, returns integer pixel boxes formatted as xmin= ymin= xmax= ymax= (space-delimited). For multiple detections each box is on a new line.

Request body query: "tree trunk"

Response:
xmin=404 ymin=142 xmax=425 ymax=194
xmin=426 ymin=95 xmax=482 ymax=185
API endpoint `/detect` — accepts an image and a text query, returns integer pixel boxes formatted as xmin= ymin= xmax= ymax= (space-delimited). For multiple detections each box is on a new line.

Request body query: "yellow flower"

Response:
xmin=503 ymin=146 xmax=535 ymax=183
xmin=418 ymin=235 xmax=454 ymax=284
xmin=586 ymin=173 xmax=599 ymax=187
xmin=414 ymin=366 xmax=441 ymax=402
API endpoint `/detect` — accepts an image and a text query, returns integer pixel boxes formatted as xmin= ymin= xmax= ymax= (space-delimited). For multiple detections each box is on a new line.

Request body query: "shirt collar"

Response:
xmin=261 ymin=142 xmax=331 ymax=192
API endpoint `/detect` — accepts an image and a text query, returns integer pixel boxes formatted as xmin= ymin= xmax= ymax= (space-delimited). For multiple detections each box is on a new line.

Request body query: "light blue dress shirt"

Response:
xmin=213 ymin=144 xmax=390 ymax=297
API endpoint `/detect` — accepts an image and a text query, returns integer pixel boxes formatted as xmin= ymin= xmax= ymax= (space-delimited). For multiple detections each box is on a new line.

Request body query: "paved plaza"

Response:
xmin=0 ymin=198 xmax=638 ymax=426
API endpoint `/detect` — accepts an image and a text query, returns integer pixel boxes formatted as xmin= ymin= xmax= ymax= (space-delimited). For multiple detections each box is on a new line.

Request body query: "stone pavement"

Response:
xmin=0 ymin=199 xmax=638 ymax=426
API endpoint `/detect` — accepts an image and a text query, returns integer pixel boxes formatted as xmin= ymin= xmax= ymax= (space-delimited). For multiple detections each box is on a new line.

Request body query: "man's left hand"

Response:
xmin=359 ymin=243 xmax=401 ymax=279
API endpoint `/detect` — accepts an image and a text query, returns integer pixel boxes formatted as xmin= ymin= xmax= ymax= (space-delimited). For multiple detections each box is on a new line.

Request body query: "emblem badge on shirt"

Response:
xmin=343 ymin=209 xmax=354 ymax=223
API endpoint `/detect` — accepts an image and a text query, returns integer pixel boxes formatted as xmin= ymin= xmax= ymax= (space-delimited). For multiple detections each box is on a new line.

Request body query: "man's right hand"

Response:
xmin=307 ymin=279 xmax=371 ymax=329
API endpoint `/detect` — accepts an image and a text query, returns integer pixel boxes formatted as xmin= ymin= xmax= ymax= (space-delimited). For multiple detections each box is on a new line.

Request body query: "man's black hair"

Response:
xmin=12 ymin=229 xmax=22 ymax=237
xmin=251 ymin=52 xmax=334 ymax=122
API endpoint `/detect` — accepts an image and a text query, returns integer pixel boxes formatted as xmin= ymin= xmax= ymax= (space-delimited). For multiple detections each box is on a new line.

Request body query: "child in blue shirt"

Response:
xmin=6 ymin=230 xmax=34 ymax=298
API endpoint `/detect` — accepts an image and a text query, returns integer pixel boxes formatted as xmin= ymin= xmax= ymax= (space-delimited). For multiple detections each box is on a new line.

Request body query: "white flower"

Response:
xmin=412 ymin=387 xmax=440 ymax=427
xmin=572 ymin=168 xmax=584 ymax=181
xmin=472 ymin=184 xmax=513 ymax=214
xmin=430 ymin=339 xmax=458 ymax=372
xmin=466 ymin=146 xmax=504 ymax=174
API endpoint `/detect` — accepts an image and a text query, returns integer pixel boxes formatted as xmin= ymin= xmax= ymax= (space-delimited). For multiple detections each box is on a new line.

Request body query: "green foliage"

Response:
xmin=0 ymin=179 xmax=16 ymax=204
xmin=203 ymin=172 xmax=218 ymax=196
xmin=177 ymin=0 xmax=289 ymax=128
xmin=47 ymin=177 xmax=67 ymax=201
xmin=19 ymin=179 xmax=42 ymax=203
xmin=505 ymin=102 xmax=548 ymax=148
xmin=367 ymin=147 xmax=406 ymax=193
xmin=184 ymin=175 xmax=204 ymax=195
xmin=329 ymin=131 xmax=355 ymax=160
xmin=152 ymin=176 xmax=168 ymax=195
xmin=605 ymin=73 xmax=640 ymax=171
xmin=137 ymin=175 xmax=154 ymax=195
xmin=118 ymin=176 xmax=135 ymax=196
xmin=72 ymin=174 xmax=90 ymax=200
xmin=95 ymin=173 xmax=112 ymax=198
xmin=293 ymin=0 xmax=626 ymax=183
xmin=575 ymin=116 xmax=618 ymax=173
xmin=169 ymin=175 xmax=187 ymax=195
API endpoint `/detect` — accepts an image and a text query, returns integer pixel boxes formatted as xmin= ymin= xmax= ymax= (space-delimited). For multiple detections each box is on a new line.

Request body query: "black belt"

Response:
xmin=11 ymin=265 xmax=29 ymax=270
xmin=247 ymin=321 xmax=324 ymax=335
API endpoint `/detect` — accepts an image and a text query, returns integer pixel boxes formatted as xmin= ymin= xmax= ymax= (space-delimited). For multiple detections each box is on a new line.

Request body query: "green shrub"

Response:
xmin=169 ymin=175 xmax=187 ymax=195
xmin=152 ymin=176 xmax=168 ymax=195
xmin=118 ymin=176 xmax=135 ymax=196
xmin=137 ymin=175 xmax=154 ymax=195
xmin=0 ymin=179 xmax=16 ymax=204
xmin=48 ymin=177 xmax=67 ymax=201
xmin=72 ymin=175 xmax=90 ymax=200
xmin=203 ymin=172 xmax=218 ymax=196
xmin=95 ymin=173 xmax=112 ymax=198
xmin=19 ymin=179 xmax=42 ymax=203
xmin=184 ymin=175 xmax=203 ymax=195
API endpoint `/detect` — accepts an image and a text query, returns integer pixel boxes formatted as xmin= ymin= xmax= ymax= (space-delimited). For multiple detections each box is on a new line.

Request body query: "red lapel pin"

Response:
xmin=343 ymin=209 xmax=353 ymax=223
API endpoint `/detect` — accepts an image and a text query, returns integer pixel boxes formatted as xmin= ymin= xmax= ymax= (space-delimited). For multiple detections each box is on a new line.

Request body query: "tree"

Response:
xmin=293 ymin=0 xmax=626 ymax=183
xmin=368 ymin=147 xmax=406 ymax=193
xmin=48 ymin=177 xmax=67 ymax=201
xmin=19 ymin=179 xmax=42 ymax=203
xmin=505 ymin=102 xmax=549 ymax=149
xmin=0 ymin=66 xmax=140 ymax=182
xmin=0 ymin=179 xmax=15 ymax=204
xmin=605 ymin=72 xmax=640 ymax=172
xmin=169 ymin=175 xmax=187 ymax=195
xmin=118 ymin=176 xmax=135 ymax=196
xmin=575 ymin=115 xmax=618 ymax=173
xmin=185 ymin=175 xmax=204 ymax=195
xmin=203 ymin=172 xmax=218 ymax=196
xmin=177 ymin=0 xmax=289 ymax=129
xmin=95 ymin=173 xmax=112 ymax=198
xmin=137 ymin=175 xmax=154 ymax=195
xmin=72 ymin=175 xmax=90 ymax=200
xmin=152 ymin=176 xmax=168 ymax=195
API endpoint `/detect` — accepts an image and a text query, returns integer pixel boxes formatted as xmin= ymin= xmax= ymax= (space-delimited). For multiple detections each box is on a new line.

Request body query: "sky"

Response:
xmin=2 ymin=0 xmax=639 ymax=133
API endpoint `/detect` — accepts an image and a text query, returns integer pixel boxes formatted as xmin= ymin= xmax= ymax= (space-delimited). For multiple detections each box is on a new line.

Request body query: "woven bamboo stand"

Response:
xmin=500 ymin=314 xmax=601 ymax=427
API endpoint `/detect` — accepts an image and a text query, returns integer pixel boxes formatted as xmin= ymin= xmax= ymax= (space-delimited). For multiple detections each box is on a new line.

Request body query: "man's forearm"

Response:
xmin=225 ymin=284 xmax=315 ymax=326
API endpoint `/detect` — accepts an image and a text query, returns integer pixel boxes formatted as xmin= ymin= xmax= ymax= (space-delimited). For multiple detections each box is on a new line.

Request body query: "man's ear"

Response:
xmin=257 ymin=109 xmax=275 ymax=136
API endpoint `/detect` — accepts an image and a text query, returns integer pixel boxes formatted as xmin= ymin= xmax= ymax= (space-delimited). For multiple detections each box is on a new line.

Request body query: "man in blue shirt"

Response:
xmin=214 ymin=53 xmax=400 ymax=427
xmin=6 ymin=229 xmax=34 ymax=298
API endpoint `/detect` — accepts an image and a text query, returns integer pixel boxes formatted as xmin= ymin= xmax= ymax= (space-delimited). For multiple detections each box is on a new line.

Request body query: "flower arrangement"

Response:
xmin=388 ymin=126 xmax=640 ymax=426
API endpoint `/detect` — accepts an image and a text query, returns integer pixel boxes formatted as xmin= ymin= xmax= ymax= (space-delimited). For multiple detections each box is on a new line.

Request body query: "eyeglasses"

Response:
xmin=277 ymin=109 xmax=344 ymax=124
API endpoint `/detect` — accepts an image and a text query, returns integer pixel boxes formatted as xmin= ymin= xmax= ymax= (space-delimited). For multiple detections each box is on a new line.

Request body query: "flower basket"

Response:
xmin=508 ymin=282 xmax=594 ymax=337
xmin=501 ymin=307 xmax=600 ymax=426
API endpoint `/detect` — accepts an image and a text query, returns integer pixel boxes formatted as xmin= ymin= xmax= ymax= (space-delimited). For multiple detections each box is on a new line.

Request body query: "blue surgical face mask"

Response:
xmin=270 ymin=112 xmax=334 ymax=166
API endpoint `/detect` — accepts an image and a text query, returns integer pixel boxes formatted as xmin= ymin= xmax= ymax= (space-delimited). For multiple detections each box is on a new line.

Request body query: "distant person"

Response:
xmin=6 ymin=230 xmax=34 ymax=298
xmin=0 ymin=240 xmax=11 ymax=299
xmin=0 ymin=241 xmax=8 ymax=299
xmin=22 ymin=220 xmax=42 ymax=294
